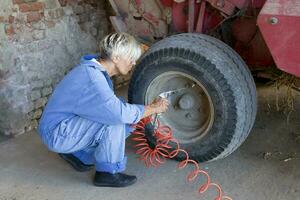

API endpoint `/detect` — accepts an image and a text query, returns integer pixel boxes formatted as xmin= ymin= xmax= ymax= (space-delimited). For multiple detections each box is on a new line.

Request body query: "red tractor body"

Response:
xmin=258 ymin=0 xmax=300 ymax=76
xmin=109 ymin=0 xmax=300 ymax=76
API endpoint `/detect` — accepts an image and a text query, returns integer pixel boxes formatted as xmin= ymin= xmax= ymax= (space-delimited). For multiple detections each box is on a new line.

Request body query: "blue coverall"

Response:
xmin=38 ymin=55 xmax=145 ymax=174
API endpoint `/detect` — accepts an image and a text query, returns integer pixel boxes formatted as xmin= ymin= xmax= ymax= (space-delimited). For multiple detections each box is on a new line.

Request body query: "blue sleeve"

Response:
xmin=74 ymin=73 xmax=145 ymax=125
xmin=118 ymin=96 xmax=126 ymax=103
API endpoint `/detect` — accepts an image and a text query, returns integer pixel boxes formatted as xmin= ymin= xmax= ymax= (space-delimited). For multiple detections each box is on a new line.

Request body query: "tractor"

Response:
xmin=107 ymin=0 xmax=300 ymax=162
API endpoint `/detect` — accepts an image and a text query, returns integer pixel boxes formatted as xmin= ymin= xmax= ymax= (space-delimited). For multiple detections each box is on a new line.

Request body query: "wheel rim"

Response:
xmin=145 ymin=71 xmax=215 ymax=144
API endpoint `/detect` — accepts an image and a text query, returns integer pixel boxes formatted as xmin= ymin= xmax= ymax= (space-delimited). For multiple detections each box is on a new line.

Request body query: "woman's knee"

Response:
xmin=125 ymin=124 xmax=134 ymax=138
xmin=110 ymin=123 xmax=126 ymax=135
xmin=102 ymin=124 xmax=126 ymax=141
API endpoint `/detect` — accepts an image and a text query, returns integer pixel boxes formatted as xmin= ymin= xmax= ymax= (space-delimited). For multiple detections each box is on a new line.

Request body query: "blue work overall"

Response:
xmin=38 ymin=55 xmax=145 ymax=173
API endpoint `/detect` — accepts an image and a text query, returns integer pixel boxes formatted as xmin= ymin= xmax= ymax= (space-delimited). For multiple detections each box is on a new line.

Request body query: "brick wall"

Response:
xmin=0 ymin=0 xmax=109 ymax=136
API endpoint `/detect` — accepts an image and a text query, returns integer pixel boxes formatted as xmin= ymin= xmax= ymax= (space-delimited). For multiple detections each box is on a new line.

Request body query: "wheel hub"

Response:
xmin=178 ymin=93 xmax=195 ymax=110
xmin=145 ymin=71 xmax=214 ymax=144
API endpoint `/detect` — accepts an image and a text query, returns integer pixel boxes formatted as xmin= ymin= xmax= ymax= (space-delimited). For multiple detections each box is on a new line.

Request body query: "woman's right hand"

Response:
xmin=143 ymin=98 xmax=169 ymax=118
xmin=150 ymin=98 xmax=169 ymax=114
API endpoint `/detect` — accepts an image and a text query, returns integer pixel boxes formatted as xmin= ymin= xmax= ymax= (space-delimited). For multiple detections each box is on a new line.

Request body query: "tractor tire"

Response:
xmin=128 ymin=33 xmax=257 ymax=162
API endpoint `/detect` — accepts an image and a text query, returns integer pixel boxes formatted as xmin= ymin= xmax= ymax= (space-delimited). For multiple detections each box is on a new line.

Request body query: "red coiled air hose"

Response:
xmin=131 ymin=116 xmax=232 ymax=200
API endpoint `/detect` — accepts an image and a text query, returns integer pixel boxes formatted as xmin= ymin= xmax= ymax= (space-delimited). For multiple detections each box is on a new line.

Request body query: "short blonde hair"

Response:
xmin=99 ymin=32 xmax=142 ymax=62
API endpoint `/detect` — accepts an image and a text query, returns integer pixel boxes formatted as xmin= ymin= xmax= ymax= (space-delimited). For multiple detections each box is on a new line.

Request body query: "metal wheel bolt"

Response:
xmin=269 ymin=17 xmax=278 ymax=25
xmin=185 ymin=113 xmax=192 ymax=119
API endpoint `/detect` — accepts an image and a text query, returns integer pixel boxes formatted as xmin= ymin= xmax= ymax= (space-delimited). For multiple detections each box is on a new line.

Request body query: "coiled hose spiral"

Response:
xmin=131 ymin=116 xmax=232 ymax=200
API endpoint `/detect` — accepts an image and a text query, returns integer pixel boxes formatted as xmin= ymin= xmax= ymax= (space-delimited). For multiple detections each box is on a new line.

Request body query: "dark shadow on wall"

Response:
xmin=0 ymin=69 xmax=27 ymax=137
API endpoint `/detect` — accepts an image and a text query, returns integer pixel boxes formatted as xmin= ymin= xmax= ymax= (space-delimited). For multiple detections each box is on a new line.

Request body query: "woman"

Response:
xmin=38 ymin=32 xmax=169 ymax=187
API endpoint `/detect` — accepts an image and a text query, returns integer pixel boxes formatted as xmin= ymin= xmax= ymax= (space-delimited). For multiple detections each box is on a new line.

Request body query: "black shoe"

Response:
xmin=58 ymin=153 xmax=94 ymax=172
xmin=93 ymin=172 xmax=137 ymax=187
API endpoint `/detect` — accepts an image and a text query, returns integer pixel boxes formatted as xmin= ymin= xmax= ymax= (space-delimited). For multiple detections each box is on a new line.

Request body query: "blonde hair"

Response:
xmin=99 ymin=32 xmax=142 ymax=62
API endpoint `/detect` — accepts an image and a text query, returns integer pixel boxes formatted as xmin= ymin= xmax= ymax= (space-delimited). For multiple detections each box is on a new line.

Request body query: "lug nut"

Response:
xmin=185 ymin=113 xmax=192 ymax=119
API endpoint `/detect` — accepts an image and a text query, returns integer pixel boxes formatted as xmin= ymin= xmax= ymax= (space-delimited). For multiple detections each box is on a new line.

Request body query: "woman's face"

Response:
xmin=115 ymin=56 xmax=136 ymax=75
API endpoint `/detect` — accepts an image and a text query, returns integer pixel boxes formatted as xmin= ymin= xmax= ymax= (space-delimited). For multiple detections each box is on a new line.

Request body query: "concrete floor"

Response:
xmin=0 ymin=84 xmax=299 ymax=200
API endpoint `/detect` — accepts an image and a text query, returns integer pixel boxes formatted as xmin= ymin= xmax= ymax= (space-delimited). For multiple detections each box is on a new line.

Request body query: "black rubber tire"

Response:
xmin=129 ymin=33 xmax=257 ymax=162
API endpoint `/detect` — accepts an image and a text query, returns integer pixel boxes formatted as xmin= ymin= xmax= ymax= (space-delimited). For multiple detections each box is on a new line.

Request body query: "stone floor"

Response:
xmin=0 ymin=84 xmax=299 ymax=200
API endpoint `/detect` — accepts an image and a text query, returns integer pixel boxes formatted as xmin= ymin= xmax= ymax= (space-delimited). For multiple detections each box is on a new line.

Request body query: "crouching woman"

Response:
xmin=38 ymin=32 xmax=169 ymax=187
